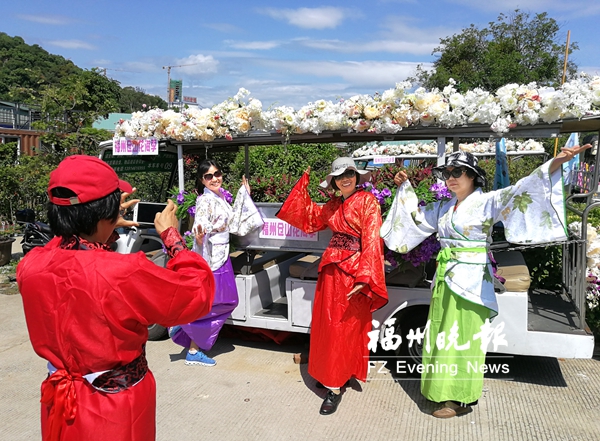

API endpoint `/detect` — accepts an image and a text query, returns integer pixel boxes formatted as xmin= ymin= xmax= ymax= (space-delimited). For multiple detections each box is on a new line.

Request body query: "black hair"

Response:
xmin=48 ymin=188 xmax=121 ymax=239
xmin=330 ymin=170 xmax=359 ymax=191
xmin=466 ymin=168 xmax=487 ymax=189
xmin=465 ymin=168 xmax=477 ymax=180
xmin=196 ymin=159 xmax=222 ymax=193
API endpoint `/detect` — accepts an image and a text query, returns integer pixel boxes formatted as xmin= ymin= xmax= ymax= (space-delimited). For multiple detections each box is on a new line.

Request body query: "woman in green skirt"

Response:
xmin=381 ymin=145 xmax=590 ymax=418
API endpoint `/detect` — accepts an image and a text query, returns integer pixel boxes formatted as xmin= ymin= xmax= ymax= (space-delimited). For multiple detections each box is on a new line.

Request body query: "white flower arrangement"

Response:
xmin=351 ymin=139 xmax=545 ymax=157
xmin=568 ymin=221 xmax=600 ymax=310
xmin=115 ymin=74 xmax=600 ymax=142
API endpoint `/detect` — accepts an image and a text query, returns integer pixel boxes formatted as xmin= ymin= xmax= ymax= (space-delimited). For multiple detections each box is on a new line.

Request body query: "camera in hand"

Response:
xmin=133 ymin=202 xmax=168 ymax=227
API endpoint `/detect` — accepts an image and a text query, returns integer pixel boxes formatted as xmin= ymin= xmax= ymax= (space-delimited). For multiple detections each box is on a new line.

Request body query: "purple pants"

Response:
xmin=171 ymin=257 xmax=239 ymax=351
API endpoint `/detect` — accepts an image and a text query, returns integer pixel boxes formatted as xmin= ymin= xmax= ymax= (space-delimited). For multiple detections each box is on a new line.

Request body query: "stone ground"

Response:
xmin=2 ymin=240 xmax=600 ymax=441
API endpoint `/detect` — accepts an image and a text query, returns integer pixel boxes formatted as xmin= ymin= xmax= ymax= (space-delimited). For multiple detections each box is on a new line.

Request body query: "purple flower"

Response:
xmin=385 ymin=250 xmax=399 ymax=268
xmin=401 ymin=235 xmax=440 ymax=267
xmin=381 ymin=188 xmax=392 ymax=198
xmin=187 ymin=206 xmax=196 ymax=217
xmin=220 ymin=187 xmax=233 ymax=204
xmin=177 ymin=191 xmax=186 ymax=204
xmin=429 ymin=182 xmax=451 ymax=200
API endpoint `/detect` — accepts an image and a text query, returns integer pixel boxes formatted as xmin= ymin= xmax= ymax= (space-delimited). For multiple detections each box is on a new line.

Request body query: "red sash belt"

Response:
xmin=41 ymin=349 xmax=148 ymax=441
xmin=328 ymin=232 xmax=361 ymax=252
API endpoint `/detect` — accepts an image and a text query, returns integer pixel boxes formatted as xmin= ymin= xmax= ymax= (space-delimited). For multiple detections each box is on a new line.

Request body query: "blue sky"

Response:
xmin=4 ymin=0 xmax=600 ymax=110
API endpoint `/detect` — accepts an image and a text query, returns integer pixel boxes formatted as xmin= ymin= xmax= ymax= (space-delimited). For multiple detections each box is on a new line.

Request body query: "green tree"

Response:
xmin=0 ymin=33 xmax=80 ymax=102
xmin=119 ymin=86 xmax=168 ymax=113
xmin=414 ymin=10 xmax=578 ymax=92
xmin=32 ymin=69 xmax=121 ymax=155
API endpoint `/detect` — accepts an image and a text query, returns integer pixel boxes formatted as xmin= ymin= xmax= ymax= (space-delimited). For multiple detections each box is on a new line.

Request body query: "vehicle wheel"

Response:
xmin=148 ymin=323 xmax=169 ymax=341
xmin=147 ymin=250 xmax=169 ymax=340
xmin=396 ymin=308 xmax=429 ymax=378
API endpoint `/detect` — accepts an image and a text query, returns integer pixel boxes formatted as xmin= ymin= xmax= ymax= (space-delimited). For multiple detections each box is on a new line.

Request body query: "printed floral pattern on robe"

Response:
xmin=192 ymin=185 xmax=263 ymax=270
xmin=381 ymin=159 xmax=567 ymax=314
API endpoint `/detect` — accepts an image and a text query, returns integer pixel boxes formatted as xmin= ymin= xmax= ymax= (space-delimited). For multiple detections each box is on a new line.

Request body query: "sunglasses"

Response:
xmin=333 ymin=169 xmax=357 ymax=180
xmin=202 ymin=170 xmax=223 ymax=181
xmin=441 ymin=168 xmax=467 ymax=180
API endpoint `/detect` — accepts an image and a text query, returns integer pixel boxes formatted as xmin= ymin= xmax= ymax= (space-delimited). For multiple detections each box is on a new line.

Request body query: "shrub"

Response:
xmin=230 ymin=143 xmax=342 ymax=203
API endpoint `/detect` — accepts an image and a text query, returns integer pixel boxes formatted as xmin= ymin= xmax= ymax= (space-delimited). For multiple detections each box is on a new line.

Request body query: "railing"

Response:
xmin=0 ymin=104 xmax=42 ymax=130
xmin=565 ymin=136 xmax=600 ymax=329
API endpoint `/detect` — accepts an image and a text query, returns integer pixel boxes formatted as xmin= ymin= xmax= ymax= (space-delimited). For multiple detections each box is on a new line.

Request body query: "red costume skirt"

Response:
xmin=41 ymin=372 xmax=156 ymax=441
xmin=308 ymin=263 xmax=372 ymax=388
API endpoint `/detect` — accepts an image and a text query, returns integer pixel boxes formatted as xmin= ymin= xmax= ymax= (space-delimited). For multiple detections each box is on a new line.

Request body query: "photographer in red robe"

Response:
xmin=17 ymin=155 xmax=215 ymax=441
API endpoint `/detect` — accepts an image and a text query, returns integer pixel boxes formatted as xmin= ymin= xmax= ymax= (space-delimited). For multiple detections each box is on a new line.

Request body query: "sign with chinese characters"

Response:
xmin=259 ymin=218 xmax=318 ymax=242
xmin=373 ymin=156 xmax=396 ymax=164
xmin=103 ymin=149 xmax=176 ymax=174
xmin=112 ymin=137 xmax=159 ymax=156
xmin=183 ymin=96 xmax=197 ymax=104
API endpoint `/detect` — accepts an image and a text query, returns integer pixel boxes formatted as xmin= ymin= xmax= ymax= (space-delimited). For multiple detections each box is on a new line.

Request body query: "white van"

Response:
xmin=100 ymin=115 xmax=599 ymax=363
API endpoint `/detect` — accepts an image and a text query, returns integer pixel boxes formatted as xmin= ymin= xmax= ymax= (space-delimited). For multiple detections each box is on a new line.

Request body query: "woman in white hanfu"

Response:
xmin=170 ymin=159 xmax=263 ymax=366
xmin=381 ymin=144 xmax=591 ymax=418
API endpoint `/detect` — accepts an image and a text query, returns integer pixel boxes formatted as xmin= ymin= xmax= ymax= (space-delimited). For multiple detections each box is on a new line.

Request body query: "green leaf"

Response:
xmin=513 ymin=192 xmax=533 ymax=213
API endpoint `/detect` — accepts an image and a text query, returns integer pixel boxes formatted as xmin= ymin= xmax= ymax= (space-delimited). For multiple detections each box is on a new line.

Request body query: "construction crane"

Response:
xmin=162 ymin=63 xmax=201 ymax=108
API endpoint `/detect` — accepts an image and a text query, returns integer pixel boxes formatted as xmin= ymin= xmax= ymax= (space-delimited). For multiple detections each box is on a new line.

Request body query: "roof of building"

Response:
xmin=93 ymin=113 xmax=132 ymax=131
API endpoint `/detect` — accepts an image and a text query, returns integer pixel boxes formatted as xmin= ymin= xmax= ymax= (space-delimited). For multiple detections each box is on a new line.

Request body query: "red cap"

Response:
xmin=48 ymin=155 xmax=133 ymax=206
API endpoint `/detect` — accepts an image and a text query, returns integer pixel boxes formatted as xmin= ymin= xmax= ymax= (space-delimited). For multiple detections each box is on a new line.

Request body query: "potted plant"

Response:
xmin=0 ymin=224 xmax=17 ymax=266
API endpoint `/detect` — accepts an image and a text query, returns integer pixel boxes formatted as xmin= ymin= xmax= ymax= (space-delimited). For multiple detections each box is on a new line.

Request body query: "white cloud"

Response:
xmin=290 ymin=18 xmax=451 ymax=56
xmin=379 ymin=18 xmax=453 ymax=44
xmin=579 ymin=66 xmax=600 ymax=76
xmin=202 ymin=23 xmax=242 ymax=33
xmin=262 ymin=7 xmax=348 ymax=29
xmin=46 ymin=40 xmax=96 ymax=50
xmin=173 ymin=54 xmax=220 ymax=75
xmin=92 ymin=59 xmax=113 ymax=67
xmin=198 ymin=81 xmax=353 ymax=109
xmin=298 ymin=38 xmax=435 ymax=56
xmin=260 ymin=59 xmax=428 ymax=89
xmin=225 ymin=40 xmax=281 ymax=50
xmin=207 ymin=51 xmax=262 ymax=59
xmin=123 ymin=61 xmax=159 ymax=73
xmin=447 ymin=0 xmax=600 ymax=19
xmin=17 ymin=14 xmax=74 ymax=25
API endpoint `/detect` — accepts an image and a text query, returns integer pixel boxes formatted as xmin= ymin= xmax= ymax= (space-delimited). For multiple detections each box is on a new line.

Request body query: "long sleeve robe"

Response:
xmin=381 ymin=160 xmax=567 ymax=314
xmin=381 ymin=159 xmax=567 ymax=404
xmin=172 ymin=185 xmax=263 ymax=351
xmin=17 ymin=236 xmax=214 ymax=441
xmin=277 ymin=173 xmax=388 ymax=387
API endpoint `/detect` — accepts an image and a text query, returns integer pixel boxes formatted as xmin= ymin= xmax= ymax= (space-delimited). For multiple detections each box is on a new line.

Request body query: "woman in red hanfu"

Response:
xmin=17 ymin=155 xmax=215 ymax=441
xmin=276 ymin=157 xmax=388 ymax=415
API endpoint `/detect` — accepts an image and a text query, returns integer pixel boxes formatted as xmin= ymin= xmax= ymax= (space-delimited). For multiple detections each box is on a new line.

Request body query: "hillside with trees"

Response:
xmin=0 ymin=33 xmax=80 ymax=102
xmin=0 ymin=32 xmax=167 ymax=111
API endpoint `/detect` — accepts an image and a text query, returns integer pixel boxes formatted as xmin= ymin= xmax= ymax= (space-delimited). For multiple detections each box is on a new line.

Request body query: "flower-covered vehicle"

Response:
xmin=100 ymin=77 xmax=600 ymax=364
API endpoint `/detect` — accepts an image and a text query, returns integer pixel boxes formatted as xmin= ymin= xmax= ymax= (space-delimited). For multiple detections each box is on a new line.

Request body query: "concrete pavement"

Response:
xmin=2 ymin=238 xmax=600 ymax=440
xmin=2 ymin=290 xmax=600 ymax=441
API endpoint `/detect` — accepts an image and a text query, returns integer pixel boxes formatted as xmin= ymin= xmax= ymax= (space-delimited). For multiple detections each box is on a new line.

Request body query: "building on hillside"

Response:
xmin=93 ymin=113 xmax=132 ymax=133
xmin=0 ymin=101 xmax=42 ymax=155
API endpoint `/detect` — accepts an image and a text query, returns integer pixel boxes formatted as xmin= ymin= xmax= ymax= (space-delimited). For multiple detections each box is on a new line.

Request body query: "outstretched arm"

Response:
xmin=549 ymin=144 xmax=592 ymax=174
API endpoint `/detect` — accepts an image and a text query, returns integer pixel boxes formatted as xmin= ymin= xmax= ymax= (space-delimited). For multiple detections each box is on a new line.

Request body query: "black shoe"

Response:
xmin=316 ymin=380 xmax=350 ymax=389
xmin=319 ymin=390 xmax=342 ymax=415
